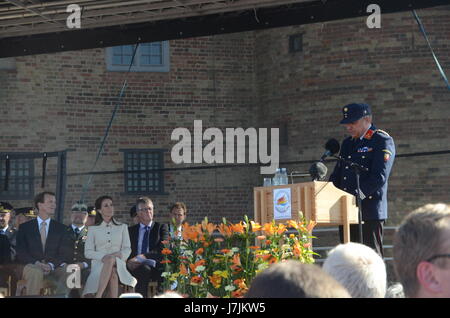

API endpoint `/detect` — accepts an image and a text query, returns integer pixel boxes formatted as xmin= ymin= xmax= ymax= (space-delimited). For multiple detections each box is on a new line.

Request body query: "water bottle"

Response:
xmin=272 ymin=168 xmax=281 ymax=185
xmin=281 ymin=168 xmax=288 ymax=185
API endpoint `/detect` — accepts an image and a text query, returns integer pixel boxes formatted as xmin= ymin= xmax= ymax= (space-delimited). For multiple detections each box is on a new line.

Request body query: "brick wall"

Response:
xmin=0 ymin=6 xmax=449 ymax=229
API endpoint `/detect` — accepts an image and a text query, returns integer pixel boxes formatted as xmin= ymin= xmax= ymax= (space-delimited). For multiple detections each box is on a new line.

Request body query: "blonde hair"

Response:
xmin=393 ymin=203 xmax=450 ymax=297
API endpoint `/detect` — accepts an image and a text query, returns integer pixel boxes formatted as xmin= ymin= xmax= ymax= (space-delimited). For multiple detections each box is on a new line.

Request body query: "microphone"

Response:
xmin=309 ymin=161 xmax=328 ymax=181
xmin=320 ymin=138 xmax=340 ymax=161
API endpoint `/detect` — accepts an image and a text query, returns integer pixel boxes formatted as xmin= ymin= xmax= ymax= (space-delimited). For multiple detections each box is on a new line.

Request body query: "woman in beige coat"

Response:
xmin=83 ymin=196 xmax=137 ymax=298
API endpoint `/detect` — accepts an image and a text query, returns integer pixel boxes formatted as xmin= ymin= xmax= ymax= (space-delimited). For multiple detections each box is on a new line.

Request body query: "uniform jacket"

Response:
xmin=0 ymin=234 xmax=11 ymax=264
xmin=2 ymin=226 xmax=17 ymax=262
xmin=329 ymin=124 xmax=396 ymax=220
xmin=16 ymin=218 xmax=73 ymax=266
xmin=66 ymin=226 xmax=90 ymax=266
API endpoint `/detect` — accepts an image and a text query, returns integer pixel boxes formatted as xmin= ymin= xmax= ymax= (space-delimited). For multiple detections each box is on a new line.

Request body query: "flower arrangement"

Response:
xmin=161 ymin=214 xmax=318 ymax=298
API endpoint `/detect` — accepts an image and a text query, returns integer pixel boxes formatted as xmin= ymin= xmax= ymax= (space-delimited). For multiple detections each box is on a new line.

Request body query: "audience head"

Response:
xmin=0 ymin=201 xmax=13 ymax=229
xmin=169 ymin=202 xmax=187 ymax=226
xmin=129 ymin=205 xmax=139 ymax=225
xmin=136 ymin=197 xmax=154 ymax=225
xmin=34 ymin=191 xmax=56 ymax=219
xmin=153 ymin=291 xmax=184 ymax=298
xmin=322 ymin=242 xmax=387 ymax=298
xmin=70 ymin=202 xmax=89 ymax=227
xmin=245 ymin=260 xmax=350 ymax=298
xmin=393 ymin=203 xmax=450 ymax=298
xmin=94 ymin=195 xmax=117 ymax=225
xmin=385 ymin=282 xmax=405 ymax=298
xmin=14 ymin=207 xmax=36 ymax=227
xmin=86 ymin=206 xmax=96 ymax=226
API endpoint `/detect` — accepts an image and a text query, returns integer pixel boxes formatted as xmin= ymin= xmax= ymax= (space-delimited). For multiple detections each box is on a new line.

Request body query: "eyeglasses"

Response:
xmin=138 ymin=207 xmax=152 ymax=212
xmin=427 ymin=254 xmax=450 ymax=263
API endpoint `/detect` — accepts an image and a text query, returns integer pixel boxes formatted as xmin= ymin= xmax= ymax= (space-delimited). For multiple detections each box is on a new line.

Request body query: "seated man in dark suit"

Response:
xmin=16 ymin=191 xmax=73 ymax=296
xmin=127 ymin=197 xmax=169 ymax=298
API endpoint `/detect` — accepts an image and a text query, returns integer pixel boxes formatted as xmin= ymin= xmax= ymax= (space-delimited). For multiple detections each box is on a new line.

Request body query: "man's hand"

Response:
xmin=127 ymin=258 xmax=141 ymax=271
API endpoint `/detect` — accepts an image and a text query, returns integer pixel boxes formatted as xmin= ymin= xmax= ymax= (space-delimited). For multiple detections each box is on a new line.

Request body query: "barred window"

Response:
xmin=123 ymin=150 xmax=165 ymax=195
xmin=106 ymin=41 xmax=170 ymax=72
xmin=0 ymin=158 xmax=34 ymax=200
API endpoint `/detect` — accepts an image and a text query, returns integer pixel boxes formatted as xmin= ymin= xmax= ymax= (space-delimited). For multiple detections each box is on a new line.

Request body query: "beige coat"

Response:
xmin=82 ymin=221 xmax=137 ymax=296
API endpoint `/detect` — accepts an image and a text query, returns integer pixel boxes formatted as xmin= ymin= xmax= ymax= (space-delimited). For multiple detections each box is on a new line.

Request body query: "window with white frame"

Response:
xmin=106 ymin=41 xmax=170 ymax=72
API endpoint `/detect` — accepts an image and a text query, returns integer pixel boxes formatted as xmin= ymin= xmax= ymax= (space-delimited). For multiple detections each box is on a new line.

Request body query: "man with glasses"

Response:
xmin=127 ymin=197 xmax=169 ymax=297
xmin=393 ymin=203 xmax=450 ymax=298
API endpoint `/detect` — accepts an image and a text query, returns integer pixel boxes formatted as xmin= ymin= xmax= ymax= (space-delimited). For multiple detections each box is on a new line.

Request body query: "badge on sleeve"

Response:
xmin=382 ymin=149 xmax=392 ymax=162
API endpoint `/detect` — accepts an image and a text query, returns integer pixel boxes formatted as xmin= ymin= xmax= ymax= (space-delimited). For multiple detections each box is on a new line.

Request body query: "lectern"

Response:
xmin=254 ymin=181 xmax=359 ymax=243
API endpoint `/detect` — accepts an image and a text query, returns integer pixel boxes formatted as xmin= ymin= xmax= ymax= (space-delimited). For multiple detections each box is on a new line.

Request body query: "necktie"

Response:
xmin=40 ymin=221 xmax=47 ymax=250
xmin=141 ymin=226 xmax=150 ymax=254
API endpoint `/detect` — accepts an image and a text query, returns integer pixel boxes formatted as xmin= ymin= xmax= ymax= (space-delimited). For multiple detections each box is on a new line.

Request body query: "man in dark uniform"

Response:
xmin=329 ymin=103 xmax=395 ymax=257
xmin=58 ymin=203 xmax=91 ymax=297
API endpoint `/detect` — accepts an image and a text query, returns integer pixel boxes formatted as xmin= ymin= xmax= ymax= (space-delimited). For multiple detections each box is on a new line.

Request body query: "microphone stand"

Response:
xmin=331 ymin=155 xmax=368 ymax=244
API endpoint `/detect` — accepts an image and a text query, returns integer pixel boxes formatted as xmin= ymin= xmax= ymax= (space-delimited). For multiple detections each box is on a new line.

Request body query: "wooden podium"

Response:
xmin=254 ymin=181 xmax=359 ymax=243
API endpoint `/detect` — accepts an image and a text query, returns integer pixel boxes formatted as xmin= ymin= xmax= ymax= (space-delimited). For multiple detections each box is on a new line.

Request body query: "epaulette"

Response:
xmin=375 ymin=129 xmax=390 ymax=137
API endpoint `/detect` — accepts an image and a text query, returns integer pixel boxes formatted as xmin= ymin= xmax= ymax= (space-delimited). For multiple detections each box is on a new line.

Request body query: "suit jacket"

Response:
xmin=66 ymin=226 xmax=90 ymax=267
xmin=1 ymin=226 xmax=16 ymax=262
xmin=16 ymin=219 xmax=73 ymax=267
xmin=329 ymin=125 xmax=396 ymax=220
xmin=128 ymin=222 xmax=169 ymax=264
xmin=0 ymin=234 xmax=11 ymax=264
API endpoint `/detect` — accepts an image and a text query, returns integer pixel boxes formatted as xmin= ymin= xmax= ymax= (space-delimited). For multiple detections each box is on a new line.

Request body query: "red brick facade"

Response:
xmin=0 ymin=7 xmax=449 ymax=226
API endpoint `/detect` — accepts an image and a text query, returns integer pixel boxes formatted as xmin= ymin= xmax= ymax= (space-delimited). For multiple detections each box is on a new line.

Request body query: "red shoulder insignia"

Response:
xmin=363 ymin=129 xmax=375 ymax=140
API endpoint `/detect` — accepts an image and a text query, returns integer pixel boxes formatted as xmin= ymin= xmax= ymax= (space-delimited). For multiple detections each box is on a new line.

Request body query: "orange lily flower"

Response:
xmin=195 ymin=248 xmax=204 ymax=255
xmin=277 ymin=223 xmax=287 ymax=235
xmin=303 ymin=242 xmax=312 ymax=248
xmin=293 ymin=243 xmax=302 ymax=257
xmin=250 ymin=221 xmax=262 ymax=232
xmin=161 ymin=240 xmax=170 ymax=245
xmin=233 ymin=279 xmax=247 ymax=290
xmin=218 ymin=224 xmax=232 ymax=237
xmin=249 ymin=246 xmax=260 ymax=250
xmin=160 ymin=260 xmax=171 ymax=264
xmin=230 ymin=222 xmax=245 ymax=234
xmin=214 ymin=238 xmax=224 ymax=243
xmin=306 ymin=221 xmax=317 ymax=232
xmin=287 ymin=220 xmax=299 ymax=230
xmin=262 ymin=223 xmax=275 ymax=236
xmin=202 ymin=221 xmax=216 ymax=235
xmin=161 ymin=248 xmax=172 ymax=255
xmin=190 ymin=276 xmax=203 ymax=285
xmin=256 ymin=235 xmax=266 ymax=241
xmin=209 ymin=275 xmax=222 ymax=289
xmin=179 ymin=264 xmax=188 ymax=276
xmin=220 ymin=249 xmax=231 ymax=254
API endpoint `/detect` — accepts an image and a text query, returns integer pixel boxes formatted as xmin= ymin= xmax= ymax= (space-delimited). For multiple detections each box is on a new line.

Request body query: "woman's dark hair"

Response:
xmin=94 ymin=195 xmax=119 ymax=226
